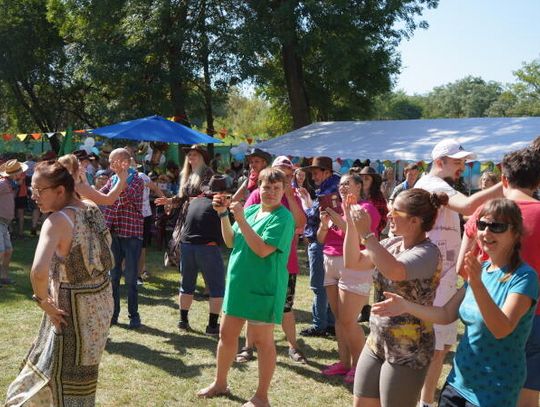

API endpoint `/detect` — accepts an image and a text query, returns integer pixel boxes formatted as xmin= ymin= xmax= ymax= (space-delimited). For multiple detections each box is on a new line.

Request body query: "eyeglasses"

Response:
xmin=31 ymin=185 xmax=55 ymax=196
xmin=389 ymin=207 xmax=409 ymax=218
xmin=476 ymin=220 xmax=510 ymax=233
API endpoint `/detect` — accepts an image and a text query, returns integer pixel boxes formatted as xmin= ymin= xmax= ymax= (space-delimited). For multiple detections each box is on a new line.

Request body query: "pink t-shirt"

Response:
xmin=245 ymin=189 xmax=301 ymax=275
xmin=323 ymin=200 xmax=381 ymax=257
xmin=465 ymin=200 xmax=540 ymax=315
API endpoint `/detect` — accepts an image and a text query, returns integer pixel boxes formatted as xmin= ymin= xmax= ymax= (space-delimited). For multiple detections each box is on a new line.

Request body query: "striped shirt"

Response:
xmin=101 ymin=174 xmax=144 ymax=238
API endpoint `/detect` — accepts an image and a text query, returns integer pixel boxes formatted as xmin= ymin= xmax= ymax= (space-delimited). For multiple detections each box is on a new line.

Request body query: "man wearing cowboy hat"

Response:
xmin=415 ymin=139 xmax=503 ymax=407
xmin=232 ymin=148 xmax=271 ymax=203
xmin=0 ymin=159 xmax=28 ymax=285
xmin=300 ymin=156 xmax=340 ymax=337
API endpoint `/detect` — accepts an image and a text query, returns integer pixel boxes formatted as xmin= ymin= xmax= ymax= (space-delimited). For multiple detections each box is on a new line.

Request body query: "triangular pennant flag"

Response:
xmin=46 ymin=132 xmax=55 ymax=138
xmin=31 ymin=133 xmax=41 ymax=140
xmin=2 ymin=134 xmax=13 ymax=141
xmin=16 ymin=133 xmax=27 ymax=141
xmin=60 ymin=131 xmax=66 ymax=136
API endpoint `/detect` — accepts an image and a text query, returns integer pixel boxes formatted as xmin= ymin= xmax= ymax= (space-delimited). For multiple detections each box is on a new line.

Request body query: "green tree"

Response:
xmin=372 ymin=91 xmax=424 ymax=120
xmin=423 ymin=76 xmax=502 ymax=118
xmin=238 ymin=0 xmax=439 ymax=129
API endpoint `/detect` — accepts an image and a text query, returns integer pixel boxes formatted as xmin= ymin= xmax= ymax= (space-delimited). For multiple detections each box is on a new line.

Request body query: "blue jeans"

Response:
xmin=179 ymin=243 xmax=225 ymax=297
xmin=110 ymin=236 xmax=143 ymax=322
xmin=308 ymin=241 xmax=334 ymax=330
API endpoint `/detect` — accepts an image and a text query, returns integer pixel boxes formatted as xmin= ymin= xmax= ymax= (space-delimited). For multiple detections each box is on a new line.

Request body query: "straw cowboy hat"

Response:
xmin=0 ymin=159 xmax=28 ymax=177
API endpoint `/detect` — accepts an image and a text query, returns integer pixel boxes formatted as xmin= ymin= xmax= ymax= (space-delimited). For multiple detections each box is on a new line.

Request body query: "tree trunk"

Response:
xmin=281 ymin=42 xmax=311 ymax=129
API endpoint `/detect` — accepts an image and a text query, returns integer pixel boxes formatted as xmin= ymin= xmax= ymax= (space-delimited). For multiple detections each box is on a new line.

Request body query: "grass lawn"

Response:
xmin=0 ymin=234 xmax=457 ymax=406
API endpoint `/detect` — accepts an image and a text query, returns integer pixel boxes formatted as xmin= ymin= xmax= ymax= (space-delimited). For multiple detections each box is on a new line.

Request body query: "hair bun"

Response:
xmin=430 ymin=192 xmax=449 ymax=208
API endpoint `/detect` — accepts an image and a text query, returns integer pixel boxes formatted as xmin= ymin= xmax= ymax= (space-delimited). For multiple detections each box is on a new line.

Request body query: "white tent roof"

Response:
xmin=254 ymin=117 xmax=540 ymax=162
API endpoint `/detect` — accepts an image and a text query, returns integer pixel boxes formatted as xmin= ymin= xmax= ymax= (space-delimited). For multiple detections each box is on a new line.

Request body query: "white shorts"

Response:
xmin=433 ymin=275 xmax=458 ymax=350
xmin=323 ymin=255 xmax=373 ymax=297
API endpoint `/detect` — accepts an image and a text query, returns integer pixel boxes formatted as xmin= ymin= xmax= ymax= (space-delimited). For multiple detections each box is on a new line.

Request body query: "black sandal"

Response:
xmin=235 ymin=347 xmax=255 ymax=363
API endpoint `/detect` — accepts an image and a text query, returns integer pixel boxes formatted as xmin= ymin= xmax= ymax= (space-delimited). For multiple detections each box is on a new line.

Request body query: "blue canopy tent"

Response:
xmin=90 ymin=115 xmax=222 ymax=144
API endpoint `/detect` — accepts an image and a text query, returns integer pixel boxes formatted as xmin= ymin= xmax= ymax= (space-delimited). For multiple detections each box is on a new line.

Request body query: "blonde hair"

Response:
xmin=179 ymin=151 xmax=209 ymax=198
xmin=58 ymin=154 xmax=80 ymax=179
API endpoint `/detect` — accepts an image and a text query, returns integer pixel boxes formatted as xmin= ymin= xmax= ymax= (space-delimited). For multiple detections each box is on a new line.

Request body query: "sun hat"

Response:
xmin=182 ymin=144 xmax=210 ymax=164
xmin=272 ymin=156 xmax=294 ymax=169
xmin=302 ymin=156 xmax=333 ymax=172
xmin=246 ymin=148 xmax=272 ymax=164
xmin=207 ymin=175 xmax=228 ymax=193
xmin=0 ymin=159 xmax=28 ymax=177
xmin=431 ymin=139 xmax=476 ymax=161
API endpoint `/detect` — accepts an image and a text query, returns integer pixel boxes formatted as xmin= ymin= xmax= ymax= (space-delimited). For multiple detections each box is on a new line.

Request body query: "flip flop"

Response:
xmin=235 ymin=347 xmax=255 ymax=363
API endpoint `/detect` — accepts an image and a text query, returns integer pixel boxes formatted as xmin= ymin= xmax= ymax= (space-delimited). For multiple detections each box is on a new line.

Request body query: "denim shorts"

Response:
xmin=179 ymin=243 xmax=225 ymax=297
xmin=0 ymin=222 xmax=12 ymax=253
xmin=524 ymin=314 xmax=540 ymax=391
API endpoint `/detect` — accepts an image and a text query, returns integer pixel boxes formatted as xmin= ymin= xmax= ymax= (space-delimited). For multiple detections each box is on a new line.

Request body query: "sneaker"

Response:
xmin=205 ymin=324 xmax=220 ymax=337
xmin=178 ymin=320 xmax=192 ymax=332
xmin=129 ymin=319 xmax=142 ymax=329
xmin=344 ymin=367 xmax=356 ymax=383
xmin=288 ymin=347 xmax=307 ymax=364
xmin=137 ymin=277 xmax=144 ymax=286
xmin=326 ymin=326 xmax=336 ymax=336
xmin=322 ymin=361 xmax=348 ymax=376
xmin=300 ymin=326 xmax=328 ymax=337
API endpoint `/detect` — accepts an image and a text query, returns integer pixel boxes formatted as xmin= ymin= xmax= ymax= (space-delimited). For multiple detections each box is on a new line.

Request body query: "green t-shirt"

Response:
xmin=223 ymin=204 xmax=294 ymax=324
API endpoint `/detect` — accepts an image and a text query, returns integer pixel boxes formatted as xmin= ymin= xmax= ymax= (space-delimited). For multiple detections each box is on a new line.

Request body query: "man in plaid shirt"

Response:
xmin=101 ymin=148 xmax=145 ymax=329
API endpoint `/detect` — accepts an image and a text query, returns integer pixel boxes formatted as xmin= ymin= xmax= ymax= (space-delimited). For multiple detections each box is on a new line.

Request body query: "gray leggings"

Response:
xmin=353 ymin=345 xmax=429 ymax=407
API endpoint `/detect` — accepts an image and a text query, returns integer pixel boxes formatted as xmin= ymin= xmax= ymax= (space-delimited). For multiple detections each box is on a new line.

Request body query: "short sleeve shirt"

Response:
xmin=222 ymin=204 xmax=295 ymax=324
xmin=447 ymin=262 xmax=539 ymax=407
xmin=367 ymin=236 xmax=442 ymax=369
xmin=415 ymin=174 xmax=459 ymax=281
xmin=245 ymin=189 xmax=301 ymax=274
xmin=465 ymin=200 xmax=540 ymax=315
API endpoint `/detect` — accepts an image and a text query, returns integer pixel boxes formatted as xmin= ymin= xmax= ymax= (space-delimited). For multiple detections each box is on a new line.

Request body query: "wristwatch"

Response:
xmin=31 ymin=294 xmax=44 ymax=304
xmin=219 ymin=210 xmax=229 ymax=218
xmin=361 ymin=232 xmax=375 ymax=243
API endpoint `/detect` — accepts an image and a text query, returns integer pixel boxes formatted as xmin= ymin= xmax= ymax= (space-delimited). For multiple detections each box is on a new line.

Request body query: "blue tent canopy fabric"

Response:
xmin=90 ymin=115 xmax=222 ymax=144
xmin=254 ymin=117 xmax=540 ymax=162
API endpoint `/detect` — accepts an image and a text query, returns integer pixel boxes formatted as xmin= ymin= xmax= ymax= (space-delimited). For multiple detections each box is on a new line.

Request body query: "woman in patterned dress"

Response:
xmin=5 ymin=160 xmax=114 ymax=407
xmin=344 ymin=188 xmax=448 ymax=407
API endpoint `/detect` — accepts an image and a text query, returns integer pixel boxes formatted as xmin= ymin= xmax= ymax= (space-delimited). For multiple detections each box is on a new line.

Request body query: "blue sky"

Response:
xmin=396 ymin=0 xmax=540 ymax=94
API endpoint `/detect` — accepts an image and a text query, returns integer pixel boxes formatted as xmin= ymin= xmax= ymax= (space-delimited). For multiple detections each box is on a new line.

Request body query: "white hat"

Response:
xmin=431 ymin=139 xmax=476 ymax=161
xmin=272 ymin=155 xmax=294 ymax=169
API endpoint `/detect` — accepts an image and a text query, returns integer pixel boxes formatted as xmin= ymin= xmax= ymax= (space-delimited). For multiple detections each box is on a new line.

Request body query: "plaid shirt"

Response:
xmin=100 ymin=173 xmax=144 ymax=238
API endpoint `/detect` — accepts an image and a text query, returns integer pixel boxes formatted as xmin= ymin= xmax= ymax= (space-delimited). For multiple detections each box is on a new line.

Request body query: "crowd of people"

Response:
xmin=1 ymin=137 xmax=539 ymax=407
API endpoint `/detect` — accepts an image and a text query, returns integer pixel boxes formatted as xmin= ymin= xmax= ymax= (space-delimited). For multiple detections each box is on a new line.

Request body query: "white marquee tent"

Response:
xmin=254 ymin=117 xmax=540 ymax=162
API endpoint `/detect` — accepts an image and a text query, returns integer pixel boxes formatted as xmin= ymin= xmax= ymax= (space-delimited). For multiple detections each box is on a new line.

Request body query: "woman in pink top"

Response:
xmin=317 ymin=173 xmax=381 ymax=383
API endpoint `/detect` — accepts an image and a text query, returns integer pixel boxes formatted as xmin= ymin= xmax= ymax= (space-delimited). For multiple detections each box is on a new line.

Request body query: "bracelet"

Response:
xmin=32 ymin=294 xmax=44 ymax=304
xmin=219 ymin=210 xmax=229 ymax=218
xmin=361 ymin=232 xmax=375 ymax=243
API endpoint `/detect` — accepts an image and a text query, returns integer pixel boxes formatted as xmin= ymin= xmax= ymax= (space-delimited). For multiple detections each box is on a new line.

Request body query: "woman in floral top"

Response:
xmin=344 ymin=188 xmax=448 ymax=407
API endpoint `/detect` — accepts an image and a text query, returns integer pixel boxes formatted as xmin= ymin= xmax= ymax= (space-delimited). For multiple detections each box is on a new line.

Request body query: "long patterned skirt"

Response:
xmin=5 ymin=279 xmax=113 ymax=406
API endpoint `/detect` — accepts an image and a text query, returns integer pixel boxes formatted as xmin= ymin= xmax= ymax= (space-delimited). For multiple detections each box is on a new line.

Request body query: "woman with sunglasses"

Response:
xmin=372 ymin=198 xmax=539 ymax=407
xmin=343 ymin=188 xmax=447 ymax=407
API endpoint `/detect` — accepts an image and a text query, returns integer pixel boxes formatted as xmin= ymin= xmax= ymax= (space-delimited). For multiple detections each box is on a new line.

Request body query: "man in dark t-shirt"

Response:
xmin=177 ymin=175 xmax=228 ymax=336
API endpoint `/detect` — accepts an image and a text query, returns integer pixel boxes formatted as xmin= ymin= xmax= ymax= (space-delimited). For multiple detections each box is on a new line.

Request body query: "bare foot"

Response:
xmin=196 ymin=383 xmax=231 ymax=398
xmin=242 ymin=396 xmax=271 ymax=407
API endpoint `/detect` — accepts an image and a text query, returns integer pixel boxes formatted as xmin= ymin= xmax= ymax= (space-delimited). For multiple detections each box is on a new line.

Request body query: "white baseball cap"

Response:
xmin=431 ymin=139 xmax=476 ymax=161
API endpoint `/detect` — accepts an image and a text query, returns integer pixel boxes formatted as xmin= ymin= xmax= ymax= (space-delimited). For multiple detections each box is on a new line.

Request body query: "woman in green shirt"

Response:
xmin=198 ymin=167 xmax=295 ymax=407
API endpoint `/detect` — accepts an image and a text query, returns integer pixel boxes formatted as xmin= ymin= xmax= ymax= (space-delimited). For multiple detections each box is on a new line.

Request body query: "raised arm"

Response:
xmin=447 ymin=182 xmax=503 ymax=216
xmin=464 ymin=252 xmax=534 ymax=339
xmin=284 ymin=185 xmax=307 ymax=230
xmin=230 ymin=202 xmax=277 ymax=258
xmin=212 ymin=195 xmax=234 ymax=248
xmin=343 ymin=199 xmax=374 ymax=270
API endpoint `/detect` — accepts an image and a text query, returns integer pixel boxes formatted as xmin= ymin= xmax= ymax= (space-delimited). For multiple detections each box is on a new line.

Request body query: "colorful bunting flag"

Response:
xmin=16 ymin=134 xmax=27 ymax=141
xmin=31 ymin=133 xmax=41 ymax=140
xmin=2 ymin=134 xmax=13 ymax=141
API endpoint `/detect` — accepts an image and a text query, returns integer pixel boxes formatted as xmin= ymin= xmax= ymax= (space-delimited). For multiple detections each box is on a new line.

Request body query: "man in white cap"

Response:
xmin=0 ymin=159 xmax=28 ymax=286
xmin=414 ymin=139 xmax=502 ymax=407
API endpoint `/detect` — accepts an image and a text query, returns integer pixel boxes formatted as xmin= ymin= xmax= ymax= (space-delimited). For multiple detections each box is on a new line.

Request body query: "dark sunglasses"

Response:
xmin=476 ymin=220 xmax=510 ymax=234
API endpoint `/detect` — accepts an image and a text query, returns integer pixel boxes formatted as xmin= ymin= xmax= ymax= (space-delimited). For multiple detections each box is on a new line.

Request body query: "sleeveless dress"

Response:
xmin=5 ymin=202 xmax=114 ymax=407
